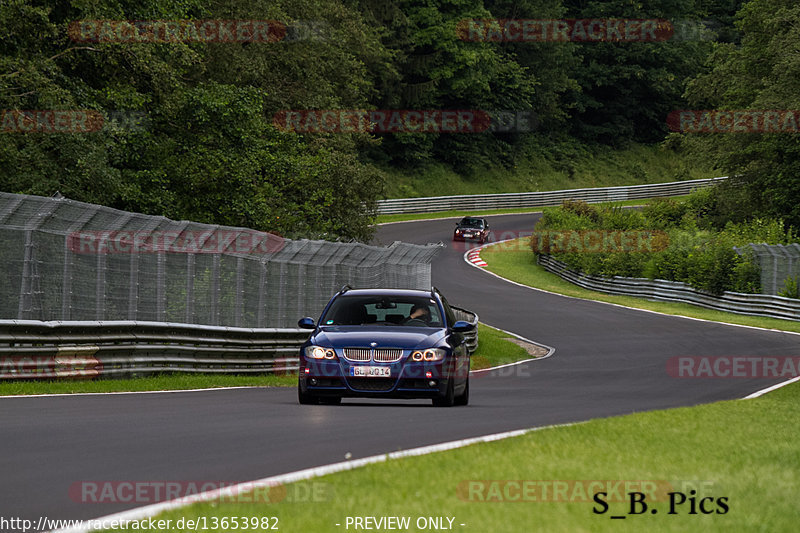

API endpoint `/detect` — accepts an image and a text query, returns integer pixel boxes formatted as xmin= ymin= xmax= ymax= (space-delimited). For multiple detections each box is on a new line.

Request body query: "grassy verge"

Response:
xmin=376 ymin=196 xmax=689 ymax=224
xmin=0 ymin=373 xmax=298 ymax=396
xmin=108 ymin=381 xmax=799 ymax=532
xmin=382 ymin=143 xmax=714 ymax=199
xmin=481 ymin=238 xmax=800 ymax=334
xmin=471 ymin=322 xmax=540 ymax=369
xmin=0 ymin=324 xmax=534 ymax=396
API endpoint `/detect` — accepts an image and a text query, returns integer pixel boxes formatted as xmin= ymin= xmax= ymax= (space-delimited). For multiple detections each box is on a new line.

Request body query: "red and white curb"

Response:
xmin=466 ymin=248 xmax=487 ymax=267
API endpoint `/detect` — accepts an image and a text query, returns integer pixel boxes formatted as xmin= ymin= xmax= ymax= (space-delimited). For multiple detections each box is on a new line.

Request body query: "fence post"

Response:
xmin=17 ymin=230 xmax=33 ymax=319
xmin=186 ymin=253 xmax=195 ymax=324
xmin=95 ymin=250 xmax=106 ymax=320
xmin=235 ymin=257 xmax=244 ymax=327
xmin=128 ymin=253 xmax=139 ymax=320
xmin=257 ymin=261 xmax=267 ymax=327
xmin=61 ymin=237 xmax=72 ymax=320
xmin=211 ymin=254 xmax=220 ymax=326
xmin=156 ymin=251 xmax=165 ymax=321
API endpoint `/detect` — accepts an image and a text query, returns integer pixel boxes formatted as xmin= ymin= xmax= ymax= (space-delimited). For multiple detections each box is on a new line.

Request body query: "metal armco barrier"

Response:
xmin=0 ymin=320 xmax=310 ymax=380
xmin=0 ymin=307 xmax=479 ymax=380
xmin=538 ymin=255 xmax=800 ymax=322
xmin=452 ymin=306 xmax=479 ymax=355
xmin=377 ymin=177 xmax=728 ymax=214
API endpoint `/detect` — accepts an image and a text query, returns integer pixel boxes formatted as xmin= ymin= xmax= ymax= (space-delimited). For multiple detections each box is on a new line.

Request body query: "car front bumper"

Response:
xmin=299 ymin=357 xmax=454 ymax=398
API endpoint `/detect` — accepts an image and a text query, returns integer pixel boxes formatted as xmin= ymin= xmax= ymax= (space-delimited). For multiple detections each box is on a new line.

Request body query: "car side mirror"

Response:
xmin=298 ymin=317 xmax=316 ymax=329
xmin=451 ymin=321 xmax=475 ymax=332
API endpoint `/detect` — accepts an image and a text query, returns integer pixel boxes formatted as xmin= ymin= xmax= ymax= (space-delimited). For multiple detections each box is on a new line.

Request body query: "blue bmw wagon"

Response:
xmin=297 ymin=287 xmax=474 ymax=407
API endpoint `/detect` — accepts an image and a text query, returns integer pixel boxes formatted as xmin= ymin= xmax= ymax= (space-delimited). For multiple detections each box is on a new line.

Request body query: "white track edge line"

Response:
xmin=51 ymin=422 xmax=579 ymax=533
xmin=2 ymin=330 xmax=551 ymax=399
xmin=742 ymin=376 xmax=800 ymax=399
xmin=0 ymin=386 xmax=266 ymax=399
xmin=467 ymin=240 xmax=800 ymax=399
xmin=470 ymin=324 xmax=556 ymax=373
xmin=466 ymin=239 xmax=800 ymax=338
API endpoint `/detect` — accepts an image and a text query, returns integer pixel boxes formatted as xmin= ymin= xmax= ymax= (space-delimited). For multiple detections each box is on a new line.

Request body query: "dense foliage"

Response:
xmin=3 ymin=0 xmax=797 ymax=241
xmin=533 ymin=195 xmax=796 ymax=294
xmin=673 ymin=0 xmax=800 ymax=229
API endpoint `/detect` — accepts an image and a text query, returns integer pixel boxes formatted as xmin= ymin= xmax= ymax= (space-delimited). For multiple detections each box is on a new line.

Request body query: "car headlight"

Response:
xmin=305 ymin=345 xmax=336 ymax=360
xmin=410 ymin=348 xmax=446 ymax=362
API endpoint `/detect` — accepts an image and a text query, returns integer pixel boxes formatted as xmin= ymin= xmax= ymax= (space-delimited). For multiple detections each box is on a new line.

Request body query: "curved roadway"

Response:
xmin=3 ymin=213 xmax=799 ymax=525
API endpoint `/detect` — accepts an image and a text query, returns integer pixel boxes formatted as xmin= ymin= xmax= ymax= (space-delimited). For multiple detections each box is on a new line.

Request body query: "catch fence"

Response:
xmin=0 ymin=192 xmax=442 ymax=328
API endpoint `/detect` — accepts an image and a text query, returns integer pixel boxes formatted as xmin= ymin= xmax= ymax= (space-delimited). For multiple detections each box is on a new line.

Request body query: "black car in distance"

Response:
xmin=453 ymin=217 xmax=489 ymax=243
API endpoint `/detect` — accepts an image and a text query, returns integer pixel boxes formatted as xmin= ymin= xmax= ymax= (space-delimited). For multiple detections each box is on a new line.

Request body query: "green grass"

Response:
xmin=376 ymin=197 xmax=688 ymax=224
xmin=0 ymin=324 xmax=533 ymax=395
xmin=382 ymin=143 xmax=714 ymax=199
xmin=0 ymin=373 xmax=298 ymax=396
xmin=481 ymin=238 xmax=800 ymax=334
xmin=107 ymin=381 xmax=800 ymax=533
xmin=471 ymin=322 xmax=537 ymax=369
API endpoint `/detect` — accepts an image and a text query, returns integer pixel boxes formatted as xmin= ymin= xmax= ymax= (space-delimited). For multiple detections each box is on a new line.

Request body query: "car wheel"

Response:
xmin=432 ymin=379 xmax=455 ymax=407
xmin=454 ymin=376 xmax=469 ymax=406
xmin=298 ymin=383 xmax=319 ymax=405
xmin=319 ymin=396 xmax=342 ymax=405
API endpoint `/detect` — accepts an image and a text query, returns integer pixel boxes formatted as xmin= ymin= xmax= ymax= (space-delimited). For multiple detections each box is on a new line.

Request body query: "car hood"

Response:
xmin=311 ymin=326 xmax=446 ymax=350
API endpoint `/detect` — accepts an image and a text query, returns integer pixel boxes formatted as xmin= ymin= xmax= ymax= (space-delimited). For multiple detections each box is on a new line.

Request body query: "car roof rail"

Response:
xmin=339 ymin=284 xmax=353 ymax=294
xmin=431 ymin=286 xmax=438 ymax=299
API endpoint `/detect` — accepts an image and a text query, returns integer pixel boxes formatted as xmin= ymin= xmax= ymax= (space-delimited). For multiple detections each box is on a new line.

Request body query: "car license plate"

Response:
xmin=350 ymin=366 xmax=391 ymax=377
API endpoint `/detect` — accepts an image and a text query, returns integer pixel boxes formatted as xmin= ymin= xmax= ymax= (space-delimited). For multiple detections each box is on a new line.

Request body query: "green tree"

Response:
xmin=678 ymin=0 xmax=800 ymax=228
xmin=0 ymin=0 xmax=386 ymax=241
xmin=563 ymin=0 xmax=712 ymax=145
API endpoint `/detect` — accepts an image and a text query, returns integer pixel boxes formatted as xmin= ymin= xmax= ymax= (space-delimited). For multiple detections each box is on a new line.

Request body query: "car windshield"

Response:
xmin=321 ymin=295 xmax=443 ymax=327
xmin=459 ymin=218 xmax=484 ymax=228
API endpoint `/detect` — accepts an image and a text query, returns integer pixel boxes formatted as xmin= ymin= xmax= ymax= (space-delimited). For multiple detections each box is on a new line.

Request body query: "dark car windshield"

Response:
xmin=458 ymin=218 xmax=484 ymax=228
xmin=321 ymin=295 xmax=443 ymax=327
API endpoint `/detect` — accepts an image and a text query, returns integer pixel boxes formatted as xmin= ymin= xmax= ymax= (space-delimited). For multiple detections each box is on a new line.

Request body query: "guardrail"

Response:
xmin=452 ymin=306 xmax=479 ymax=354
xmin=0 ymin=320 xmax=310 ymax=380
xmin=0 ymin=308 xmax=480 ymax=380
xmin=538 ymin=255 xmax=800 ymax=322
xmin=377 ymin=177 xmax=728 ymax=214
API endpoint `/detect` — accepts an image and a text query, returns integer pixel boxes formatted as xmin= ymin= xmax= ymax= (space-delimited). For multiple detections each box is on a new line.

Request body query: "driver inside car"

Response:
xmin=403 ymin=304 xmax=430 ymax=325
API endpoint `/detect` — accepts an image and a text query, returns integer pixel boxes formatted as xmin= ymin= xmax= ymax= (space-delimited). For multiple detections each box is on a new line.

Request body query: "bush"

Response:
xmin=642 ymin=197 xmax=688 ymax=229
xmin=533 ymin=190 xmax=791 ymax=295
xmin=560 ymin=199 xmax=600 ymax=223
xmin=537 ymin=205 xmax=598 ymax=231
xmin=779 ymin=276 xmax=800 ymax=299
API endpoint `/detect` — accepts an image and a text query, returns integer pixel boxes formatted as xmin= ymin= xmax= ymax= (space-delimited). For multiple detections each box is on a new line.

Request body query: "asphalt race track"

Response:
xmin=3 ymin=213 xmax=799 ymax=526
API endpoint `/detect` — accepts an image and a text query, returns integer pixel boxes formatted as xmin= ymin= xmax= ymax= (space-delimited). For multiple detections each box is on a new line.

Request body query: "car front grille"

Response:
xmin=342 ymin=348 xmax=403 ymax=362
xmin=343 ymin=348 xmax=371 ymax=361
xmin=347 ymin=378 xmax=395 ymax=391
xmin=373 ymin=349 xmax=403 ymax=362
